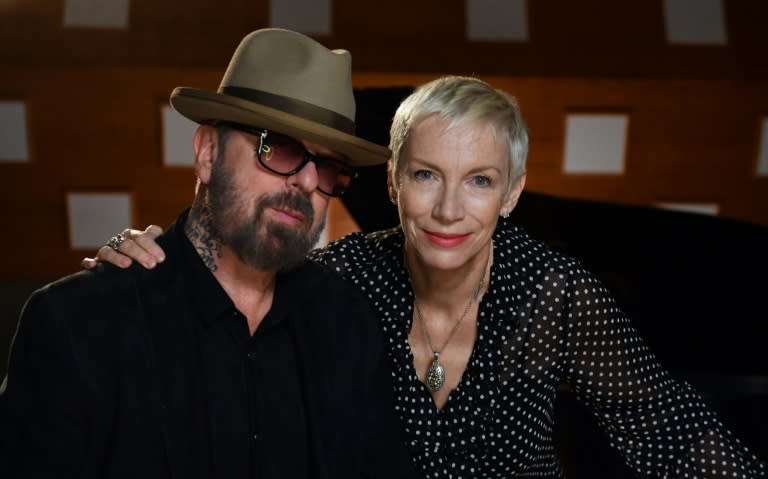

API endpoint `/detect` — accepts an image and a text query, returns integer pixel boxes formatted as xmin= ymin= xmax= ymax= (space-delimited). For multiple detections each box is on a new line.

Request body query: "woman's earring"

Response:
xmin=501 ymin=209 xmax=509 ymax=219
xmin=390 ymin=196 xmax=397 ymax=205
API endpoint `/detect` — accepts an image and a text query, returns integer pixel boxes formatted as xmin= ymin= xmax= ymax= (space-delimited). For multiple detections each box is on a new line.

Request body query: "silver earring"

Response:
xmin=501 ymin=210 xmax=509 ymax=219
xmin=388 ymin=186 xmax=397 ymax=205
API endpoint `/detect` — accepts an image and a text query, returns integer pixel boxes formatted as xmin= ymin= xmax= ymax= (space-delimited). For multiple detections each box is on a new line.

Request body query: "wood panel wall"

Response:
xmin=1 ymin=0 xmax=767 ymax=279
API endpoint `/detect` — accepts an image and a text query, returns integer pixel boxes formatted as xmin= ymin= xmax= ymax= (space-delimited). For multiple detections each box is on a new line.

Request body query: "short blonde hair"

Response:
xmin=389 ymin=76 xmax=528 ymax=198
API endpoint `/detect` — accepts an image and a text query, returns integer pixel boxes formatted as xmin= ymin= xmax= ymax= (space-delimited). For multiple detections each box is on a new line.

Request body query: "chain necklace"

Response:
xmin=411 ymin=251 xmax=491 ymax=392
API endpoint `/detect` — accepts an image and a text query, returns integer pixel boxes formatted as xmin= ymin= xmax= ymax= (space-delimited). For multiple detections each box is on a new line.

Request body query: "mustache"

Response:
xmin=257 ymin=192 xmax=315 ymax=224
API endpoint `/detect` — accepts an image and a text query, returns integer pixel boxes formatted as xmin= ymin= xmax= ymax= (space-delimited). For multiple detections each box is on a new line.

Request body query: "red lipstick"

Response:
xmin=423 ymin=230 xmax=470 ymax=248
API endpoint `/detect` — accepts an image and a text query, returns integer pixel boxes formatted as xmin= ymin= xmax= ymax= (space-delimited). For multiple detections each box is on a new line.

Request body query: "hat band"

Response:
xmin=221 ymin=86 xmax=355 ymax=135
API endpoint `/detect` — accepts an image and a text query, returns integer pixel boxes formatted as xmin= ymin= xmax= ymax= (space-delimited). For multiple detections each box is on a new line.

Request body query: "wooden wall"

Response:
xmin=1 ymin=0 xmax=767 ymax=279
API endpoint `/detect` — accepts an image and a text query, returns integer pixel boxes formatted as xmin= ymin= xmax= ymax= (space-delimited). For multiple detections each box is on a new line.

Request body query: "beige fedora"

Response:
xmin=170 ymin=28 xmax=389 ymax=166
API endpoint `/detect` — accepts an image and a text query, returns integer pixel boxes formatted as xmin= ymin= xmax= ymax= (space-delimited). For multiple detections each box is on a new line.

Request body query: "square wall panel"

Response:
xmin=67 ymin=192 xmax=133 ymax=250
xmin=664 ymin=0 xmax=727 ymax=45
xmin=563 ymin=114 xmax=628 ymax=174
xmin=656 ymin=202 xmax=719 ymax=216
xmin=757 ymin=117 xmax=768 ymax=177
xmin=162 ymin=105 xmax=198 ymax=167
xmin=466 ymin=0 xmax=528 ymax=41
xmin=0 ymin=101 xmax=29 ymax=163
xmin=270 ymin=0 xmax=331 ymax=35
xmin=64 ymin=0 xmax=130 ymax=29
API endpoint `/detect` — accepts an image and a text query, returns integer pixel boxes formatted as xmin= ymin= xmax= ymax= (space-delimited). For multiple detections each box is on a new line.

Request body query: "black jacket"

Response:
xmin=0 ymin=212 xmax=418 ymax=479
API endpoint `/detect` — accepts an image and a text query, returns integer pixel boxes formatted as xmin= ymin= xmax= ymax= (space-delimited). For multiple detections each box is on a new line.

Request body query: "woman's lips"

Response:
xmin=423 ymin=230 xmax=470 ymax=247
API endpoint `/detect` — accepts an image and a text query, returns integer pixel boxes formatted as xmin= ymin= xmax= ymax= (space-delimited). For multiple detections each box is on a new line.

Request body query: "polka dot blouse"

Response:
xmin=309 ymin=221 xmax=767 ymax=478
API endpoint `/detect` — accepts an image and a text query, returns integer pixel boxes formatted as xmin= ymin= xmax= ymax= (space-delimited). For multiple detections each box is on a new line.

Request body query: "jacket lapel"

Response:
xmin=134 ymin=233 xmax=212 ymax=478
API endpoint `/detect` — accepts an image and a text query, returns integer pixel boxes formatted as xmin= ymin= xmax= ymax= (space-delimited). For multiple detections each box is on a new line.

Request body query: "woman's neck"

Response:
xmin=404 ymin=242 xmax=493 ymax=313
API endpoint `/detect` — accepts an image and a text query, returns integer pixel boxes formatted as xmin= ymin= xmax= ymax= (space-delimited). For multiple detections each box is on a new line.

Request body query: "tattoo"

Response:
xmin=186 ymin=198 xmax=223 ymax=272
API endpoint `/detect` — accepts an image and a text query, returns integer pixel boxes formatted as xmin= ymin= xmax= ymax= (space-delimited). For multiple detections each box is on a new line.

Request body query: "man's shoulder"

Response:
xmin=9 ymin=265 xmax=148 ymax=364
xmin=34 ymin=264 xmax=136 ymax=301
xmin=287 ymin=258 xmax=352 ymax=290
xmin=283 ymin=259 xmax=372 ymax=314
xmin=20 ymin=264 xmax=144 ymax=327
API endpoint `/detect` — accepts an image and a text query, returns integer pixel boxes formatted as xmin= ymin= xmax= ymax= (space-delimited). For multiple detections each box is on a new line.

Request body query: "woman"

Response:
xmin=87 ymin=76 xmax=767 ymax=478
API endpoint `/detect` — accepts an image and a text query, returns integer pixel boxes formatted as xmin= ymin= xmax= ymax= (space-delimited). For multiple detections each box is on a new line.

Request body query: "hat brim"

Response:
xmin=170 ymin=87 xmax=390 ymax=167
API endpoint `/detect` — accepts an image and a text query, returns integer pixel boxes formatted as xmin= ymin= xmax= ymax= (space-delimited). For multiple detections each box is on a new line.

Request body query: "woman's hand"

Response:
xmin=81 ymin=225 xmax=165 ymax=270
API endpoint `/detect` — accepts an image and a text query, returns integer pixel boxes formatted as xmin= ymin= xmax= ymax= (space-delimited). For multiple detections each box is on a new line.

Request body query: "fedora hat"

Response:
xmin=170 ymin=28 xmax=389 ymax=166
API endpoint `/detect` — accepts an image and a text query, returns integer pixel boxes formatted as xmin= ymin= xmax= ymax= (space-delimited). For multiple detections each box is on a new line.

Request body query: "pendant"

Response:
xmin=425 ymin=353 xmax=446 ymax=392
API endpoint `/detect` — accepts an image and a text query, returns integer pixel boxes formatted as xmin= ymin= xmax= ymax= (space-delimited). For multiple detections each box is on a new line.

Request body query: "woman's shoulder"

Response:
xmin=308 ymin=226 xmax=403 ymax=278
xmin=494 ymin=219 xmax=586 ymax=275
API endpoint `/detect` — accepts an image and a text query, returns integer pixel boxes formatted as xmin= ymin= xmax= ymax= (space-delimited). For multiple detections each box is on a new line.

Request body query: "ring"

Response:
xmin=107 ymin=233 xmax=126 ymax=252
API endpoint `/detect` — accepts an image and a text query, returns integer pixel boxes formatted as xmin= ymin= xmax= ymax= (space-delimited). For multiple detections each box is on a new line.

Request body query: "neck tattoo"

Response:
xmin=186 ymin=200 xmax=223 ymax=272
xmin=409 ymin=250 xmax=491 ymax=392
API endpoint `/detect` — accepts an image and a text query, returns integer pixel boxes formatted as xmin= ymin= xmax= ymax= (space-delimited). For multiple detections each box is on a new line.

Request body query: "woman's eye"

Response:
xmin=472 ymin=175 xmax=491 ymax=187
xmin=414 ymin=170 xmax=433 ymax=181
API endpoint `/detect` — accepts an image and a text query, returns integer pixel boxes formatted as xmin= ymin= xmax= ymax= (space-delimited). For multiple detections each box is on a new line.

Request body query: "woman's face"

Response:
xmin=392 ymin=114 xmax=525 ymax=273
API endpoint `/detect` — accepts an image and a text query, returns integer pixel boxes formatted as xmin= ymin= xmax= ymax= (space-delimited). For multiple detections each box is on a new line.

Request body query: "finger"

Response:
xmin=133 ymin=225 xmax=166 ymax=263
xmin=94 ymin=245 xmax=134 ymax=269
xmin=120 ymin=228 xmax=146 ymax=241
xmin=144 ymin=224 xmax=164 ymax=238
xmin=81 ymin=257 xmax=99 ymax=270
xmin=110 ymin=237 xmax=159 ymax=269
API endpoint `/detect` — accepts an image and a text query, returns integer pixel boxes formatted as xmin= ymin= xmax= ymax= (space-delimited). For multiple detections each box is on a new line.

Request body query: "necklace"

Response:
xmin=411 ymin=251 xmax=491 ymax=392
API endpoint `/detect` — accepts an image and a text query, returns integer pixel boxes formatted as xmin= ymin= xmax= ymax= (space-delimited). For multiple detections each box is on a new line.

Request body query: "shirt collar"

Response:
xmin=173 ymin=209 xmax=237 ymax=327
xmin=174 ymin=208 xmax=304 ymax=331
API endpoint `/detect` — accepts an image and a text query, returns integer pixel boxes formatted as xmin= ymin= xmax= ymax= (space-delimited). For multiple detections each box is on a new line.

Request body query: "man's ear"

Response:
xmin=193 ymin=125 xmax=218 ymax=185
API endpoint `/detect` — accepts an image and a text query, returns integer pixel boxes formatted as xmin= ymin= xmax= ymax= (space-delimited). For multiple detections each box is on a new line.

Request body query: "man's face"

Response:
xmin=206 ymin=126 xmax=334 ymax=271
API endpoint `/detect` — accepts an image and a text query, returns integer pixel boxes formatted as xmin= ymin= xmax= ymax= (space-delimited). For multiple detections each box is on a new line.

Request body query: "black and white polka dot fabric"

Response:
xmin=309 ymin=221 xmax=767 ymax=478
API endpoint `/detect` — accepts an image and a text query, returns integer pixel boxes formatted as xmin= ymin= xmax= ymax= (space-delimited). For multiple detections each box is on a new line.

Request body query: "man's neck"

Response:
xmin=185 ymin=201 xmax=277 ymax=334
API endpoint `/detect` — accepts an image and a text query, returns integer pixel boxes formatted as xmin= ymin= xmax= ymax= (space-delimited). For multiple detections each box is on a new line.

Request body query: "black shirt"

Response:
xmin=1 ymin=209 xmax=420 ymax=479
xmin=180 ymin=224 xmax=309 ymax=479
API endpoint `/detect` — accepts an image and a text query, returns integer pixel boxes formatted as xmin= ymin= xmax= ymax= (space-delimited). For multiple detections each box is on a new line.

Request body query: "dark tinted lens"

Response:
xmin=256 ymin=129 xmax=355 ymax=196
xmin=261 ymin=134 xmax=306 ymax=173
xmin=314 ymin=157 xmax=355 ymax=196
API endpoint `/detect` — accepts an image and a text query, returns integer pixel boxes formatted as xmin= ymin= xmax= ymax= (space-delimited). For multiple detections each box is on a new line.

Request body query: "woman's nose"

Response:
xmin=433 ymin=185 xmax=464 ymax=222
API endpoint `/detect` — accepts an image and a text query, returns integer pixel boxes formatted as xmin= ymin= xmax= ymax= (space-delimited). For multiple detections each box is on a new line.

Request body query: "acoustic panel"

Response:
xmin=466 ymin=0 xmax=528 ymax=42
xmin=656 ymin=202 xmax=719 ymax=216
xmin=63 ymin=0 xmax=130 ymax=29
xmin=663 ymin=0 xmax=727 ymax=46
xmin=0 ymin=101 xmax=29 ymax=163
xmin=757 ymin=117 xmax=768 ymax=177
xmin=563 ymin=113 xmax=628 ymax=174
xmin=67 ymin=192 xmax=133 ymax=250
xmin=269 ymin=0 xmax=331 ymax=35
xmin=162 ymin=105 xmax=197 ymax=167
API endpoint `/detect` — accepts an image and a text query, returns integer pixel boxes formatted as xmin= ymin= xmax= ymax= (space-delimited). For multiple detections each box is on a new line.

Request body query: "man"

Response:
xmin=0 ymin=28 xmax=418 ymax=479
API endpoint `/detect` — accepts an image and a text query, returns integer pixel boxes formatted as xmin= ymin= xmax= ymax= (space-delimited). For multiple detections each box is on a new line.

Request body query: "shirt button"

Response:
xmin=253 ymin=433 xmax=261 ymax=441
xmin=247 ymin=351 xmax=258 ymax=360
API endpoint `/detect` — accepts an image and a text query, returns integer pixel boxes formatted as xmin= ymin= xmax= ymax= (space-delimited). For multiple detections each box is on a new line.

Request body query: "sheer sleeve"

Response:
xmin=307 ymin=241 xmax=351 ymax=276
xmin=553 ymin=262 xmax=767 ymax=478
xmin=308 ymin=229 xmax=399 ymax=279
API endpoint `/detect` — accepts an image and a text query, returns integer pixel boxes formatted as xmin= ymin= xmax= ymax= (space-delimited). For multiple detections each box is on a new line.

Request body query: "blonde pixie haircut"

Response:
xmin=389 ymin=76 xmax=528 ymax=198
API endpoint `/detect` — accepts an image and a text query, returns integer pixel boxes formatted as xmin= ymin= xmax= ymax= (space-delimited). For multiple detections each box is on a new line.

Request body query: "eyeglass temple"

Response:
xmin=258 ymin=130 xmax=268 ymax=158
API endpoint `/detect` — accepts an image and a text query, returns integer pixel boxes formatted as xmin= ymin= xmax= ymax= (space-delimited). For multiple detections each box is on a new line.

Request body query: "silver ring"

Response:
xmin=107 ymin=233 xmax=126 ymax=252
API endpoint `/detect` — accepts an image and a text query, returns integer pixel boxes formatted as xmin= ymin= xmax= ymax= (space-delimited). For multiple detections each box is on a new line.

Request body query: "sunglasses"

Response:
xmin=218 ymin=122 xmax=357 ymax=196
